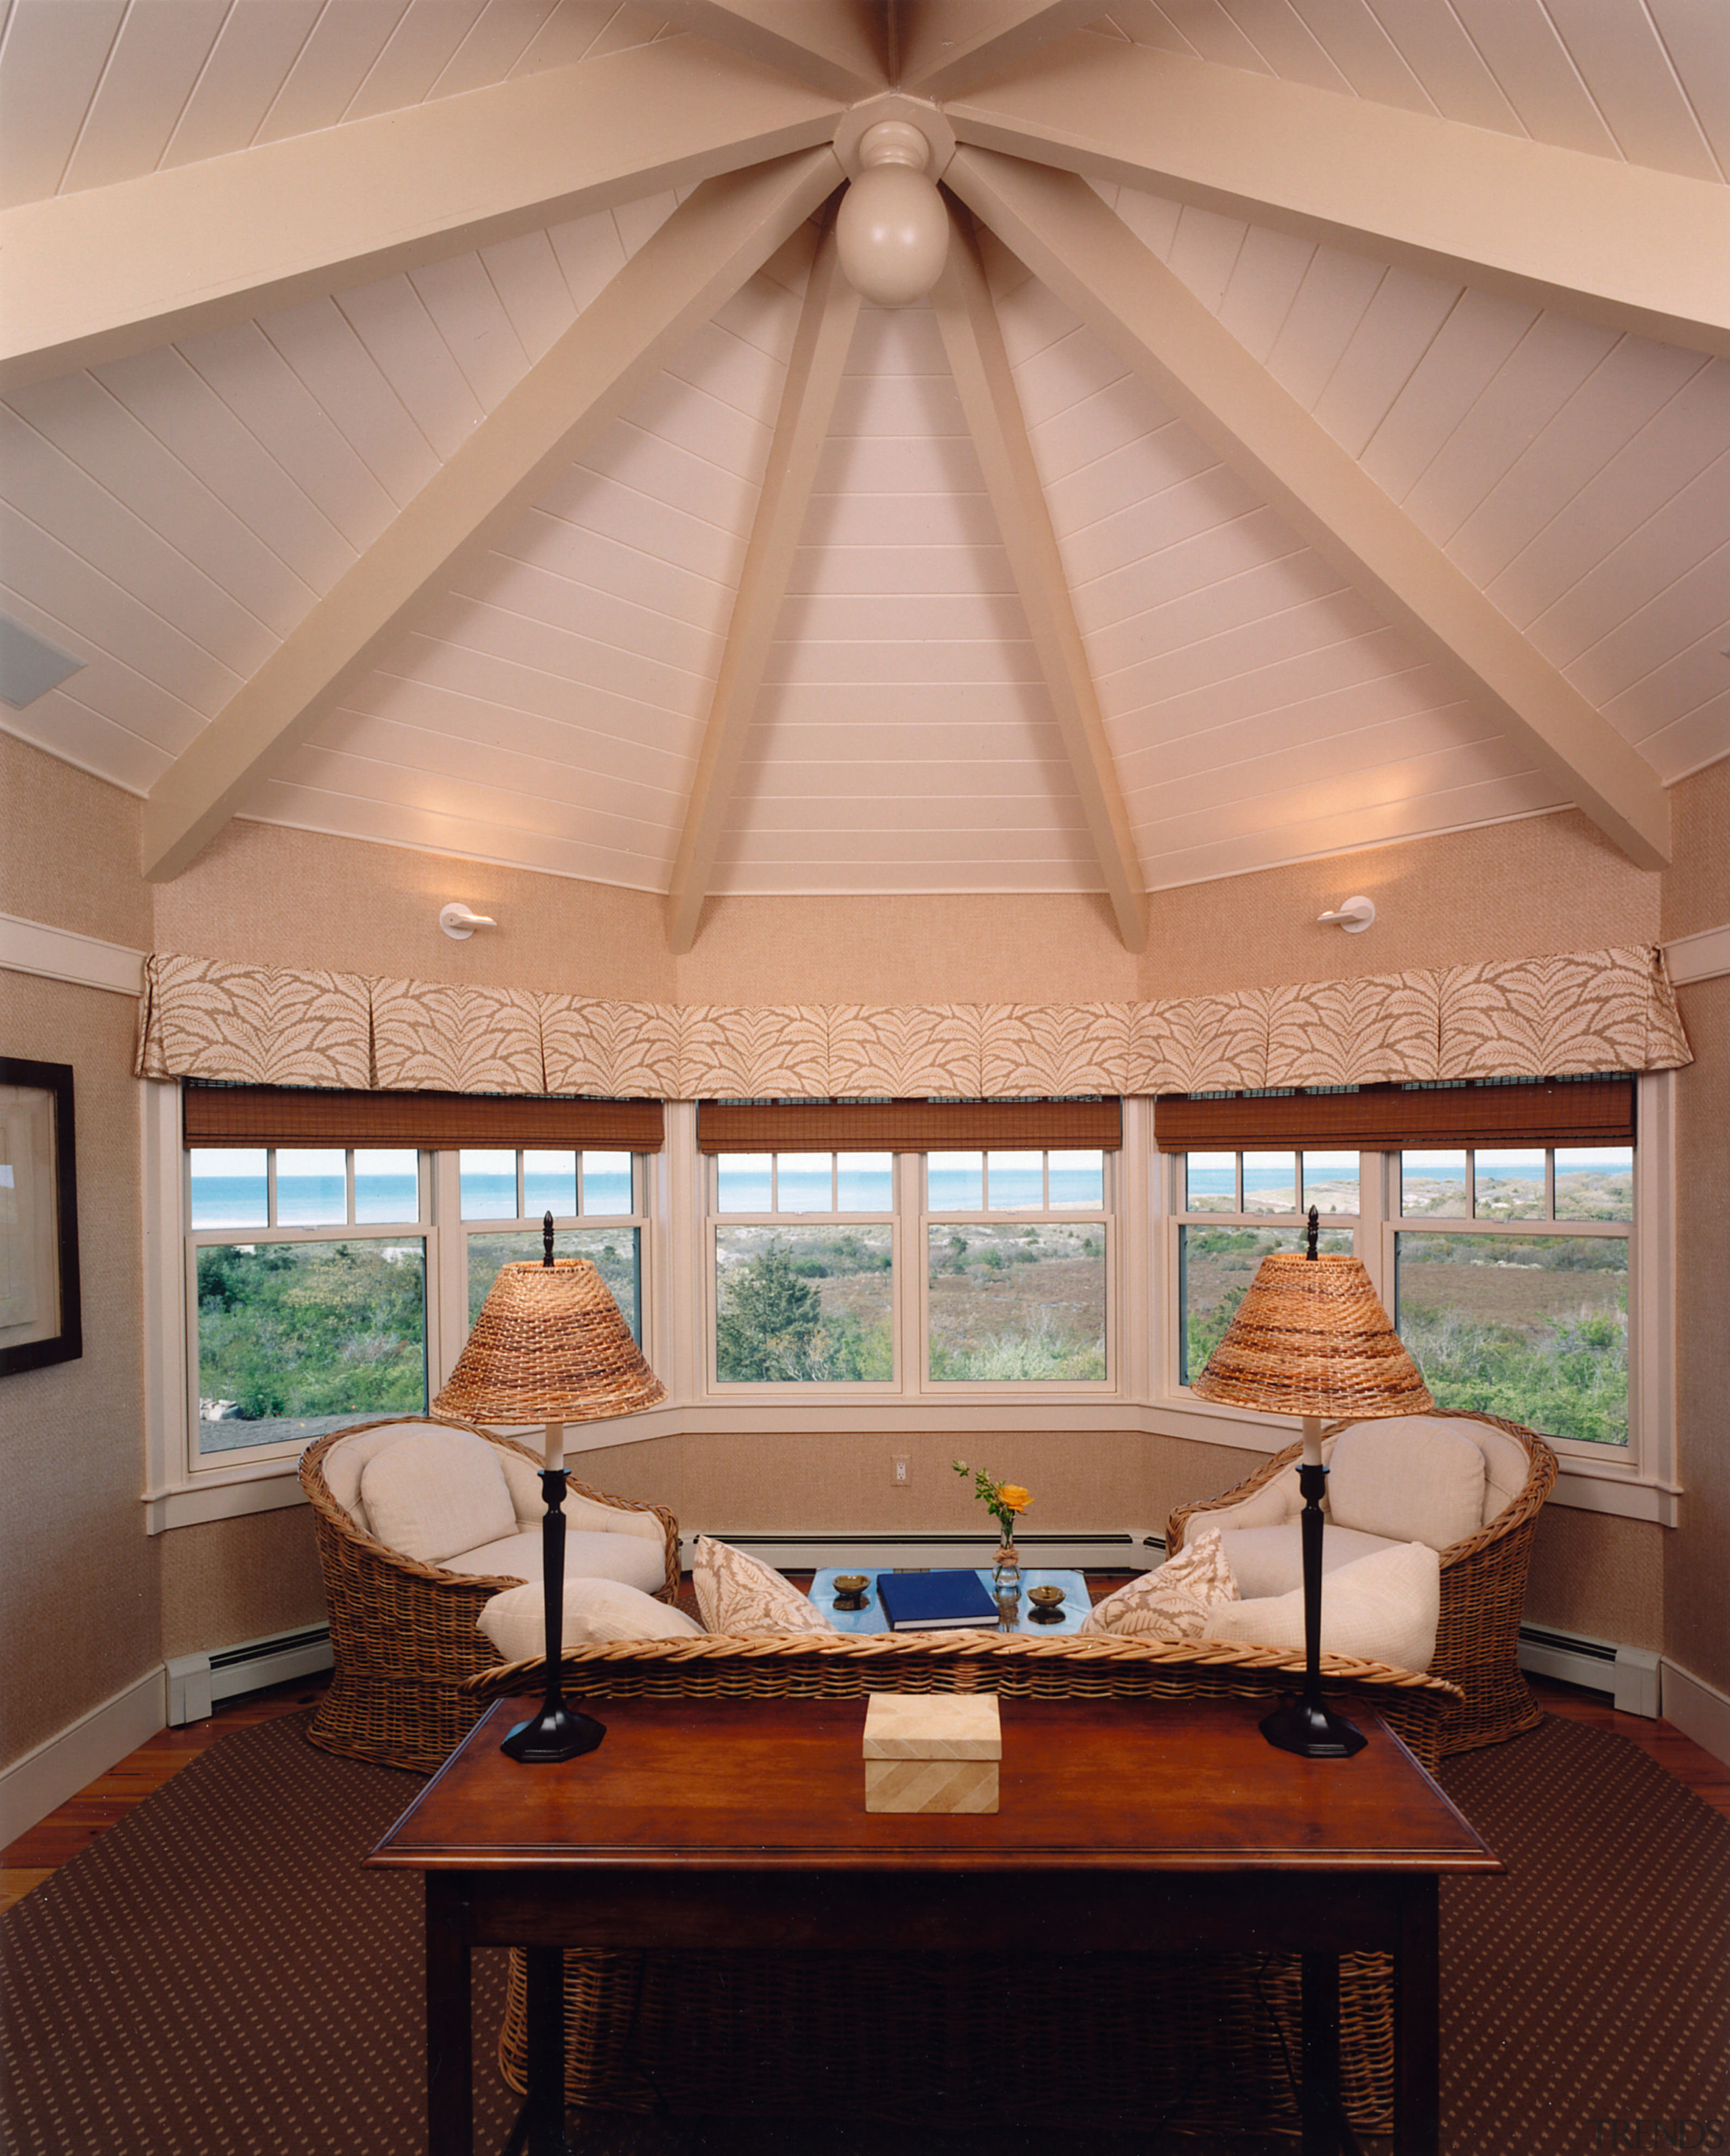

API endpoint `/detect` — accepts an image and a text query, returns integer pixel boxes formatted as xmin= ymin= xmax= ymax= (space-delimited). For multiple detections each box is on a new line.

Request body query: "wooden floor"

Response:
xmin=5 ymin=1656 xmax=1727 ymax=1917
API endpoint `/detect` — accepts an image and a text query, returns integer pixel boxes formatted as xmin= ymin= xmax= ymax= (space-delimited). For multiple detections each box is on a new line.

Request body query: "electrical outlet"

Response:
xmin=892 ymin=1454 xmax=910 ymax=1486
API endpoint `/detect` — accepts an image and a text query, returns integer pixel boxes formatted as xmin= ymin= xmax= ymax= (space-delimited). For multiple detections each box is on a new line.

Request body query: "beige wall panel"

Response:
xmin=0 ymin=734 xmax=150 ymax=948
xmin=0 ymin=973 xmax=154 ymax=1768
xmin=1669 ymin=976 xmax=1730 ymax=1694
xmin=1660 ymin=758 xmax=1730 ymax=943
xmin=1137 ymin=808 xmax=1658 ymax=1000
xmin=159 ymin=1509 xmax=326 ymax=1662
xmin=152 ymin=820 xmax=675 ymax=1002
xmin=1523 ymin=1506 xmax=1664 ymax=1653
xmin=676 ymin=891 xmax=1139 ymax=1006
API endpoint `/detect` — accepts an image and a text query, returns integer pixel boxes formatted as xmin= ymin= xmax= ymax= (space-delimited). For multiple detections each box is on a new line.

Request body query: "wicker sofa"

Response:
xmin=1169 ymin=1408 xmax=1558 ymax=1756
xmin=299 ymin=1417 xmax=679 ymax=1773
xmin=467 ymin=1627 xmax=1460 ymax=2138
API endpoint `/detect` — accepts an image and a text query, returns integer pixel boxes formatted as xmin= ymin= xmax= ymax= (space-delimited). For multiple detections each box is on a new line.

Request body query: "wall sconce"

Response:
xmin=1316 ymin=895 xmax=1375 ymax=934
xmin=439 ymin=902 xmax=497 ymax=941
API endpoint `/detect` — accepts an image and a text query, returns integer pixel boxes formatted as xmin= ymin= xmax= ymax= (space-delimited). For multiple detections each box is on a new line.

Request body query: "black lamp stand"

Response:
xmin=1258 ymin=1458 xmax=1366 ymax=1759
xmin=499 ymin=1465 xmax=606 ymax=1763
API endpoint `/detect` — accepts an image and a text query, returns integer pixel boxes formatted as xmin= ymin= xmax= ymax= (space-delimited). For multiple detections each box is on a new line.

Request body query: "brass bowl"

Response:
xmin=832 ymin=1574 xmax=870 ymax=1610
xmin=1028 ymin=1584 xmax=1066 ymax=1624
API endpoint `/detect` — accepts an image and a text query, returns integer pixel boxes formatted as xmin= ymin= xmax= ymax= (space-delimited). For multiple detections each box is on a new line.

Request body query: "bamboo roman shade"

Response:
xmin=182 ymin=1084 xmax=664 ymax=1151
xmin=137 ymin=942 xmax=1691 ymax=1103
xmin=697 ymin=1098 xmax=1121 ymax=1153
xmin=1154 ymin=1074 xmax=1635 ymax=1152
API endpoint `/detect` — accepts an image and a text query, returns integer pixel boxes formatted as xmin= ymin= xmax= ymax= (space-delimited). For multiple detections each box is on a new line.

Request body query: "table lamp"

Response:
xmin=1191 ymin=1207 xmax=1433 ymax=1759
xmin=432 ymin=1215 xmax=666 ymax=1763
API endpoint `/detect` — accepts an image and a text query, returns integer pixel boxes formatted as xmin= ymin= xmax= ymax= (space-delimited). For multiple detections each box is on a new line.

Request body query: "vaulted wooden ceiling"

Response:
xmin=3 ymin=0 xmax=1727 ymax=952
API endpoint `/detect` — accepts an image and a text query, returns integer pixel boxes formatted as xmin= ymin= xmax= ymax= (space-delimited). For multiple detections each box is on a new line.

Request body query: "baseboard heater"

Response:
xmin=1518 ymin=1623 xmax=1660 ymax=1717
xmin=166 ymin=1625 xmax=334 ymax=1727
xmin=681 ymin=1529 xmax=1161 ymax=1575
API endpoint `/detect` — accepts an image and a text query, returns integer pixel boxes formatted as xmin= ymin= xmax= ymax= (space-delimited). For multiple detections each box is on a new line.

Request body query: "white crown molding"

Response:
xmin=0 ymin=911 xmax=145 ymax=996
xmin=1662 ymin=921 xmax=1730 ymax=986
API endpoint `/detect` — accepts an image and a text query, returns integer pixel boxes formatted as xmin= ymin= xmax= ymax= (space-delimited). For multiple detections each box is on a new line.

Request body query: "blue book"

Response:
xmin=876 ymin=1569 xmax=999 ymax=1632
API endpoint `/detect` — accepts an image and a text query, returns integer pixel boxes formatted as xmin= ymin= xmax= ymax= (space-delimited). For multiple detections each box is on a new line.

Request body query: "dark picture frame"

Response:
xmin=1 ymin=1056 xmax=82 ymax=1375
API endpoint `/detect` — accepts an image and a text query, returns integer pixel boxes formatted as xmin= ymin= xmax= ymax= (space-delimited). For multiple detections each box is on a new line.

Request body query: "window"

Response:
xmin=1170 ymin=1129 xmax=1637 ymax=1452
xmin=184 ymin=1142 xmax=650 ymax=1464
xmin=706 ymin=1143 xmax=1113 ymax=1392
xmin=188 ymin=1146 xmax=428 ymax=1459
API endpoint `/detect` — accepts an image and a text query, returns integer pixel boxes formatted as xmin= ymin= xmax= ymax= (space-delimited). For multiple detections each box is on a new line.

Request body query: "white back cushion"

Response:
xmin=360 ymin=1428 xmax=516 ymax=1566
xmin=478 ymin=1578 xmax=701 ymax=1664
xmin=1219 ymin=1523 xmax=1395 ymax=1600
xmin=1327 ymin=1418 xmax=1485 ymax=1551
xmin=320 ymin=1421 xmax=456 ymax=1536
xmin=1202 ymin=1542 xmax=1442 ymax=1673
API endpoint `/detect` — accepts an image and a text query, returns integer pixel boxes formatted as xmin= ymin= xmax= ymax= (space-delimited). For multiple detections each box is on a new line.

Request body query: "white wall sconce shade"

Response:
xmin=439 ymin=902 xmax=497 ymax=941
xmin=1317 ymin=896 xmax=1376 ymax=933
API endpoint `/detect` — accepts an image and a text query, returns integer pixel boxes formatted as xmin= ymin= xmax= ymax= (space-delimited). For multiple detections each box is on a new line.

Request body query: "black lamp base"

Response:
xmin=499 ymin=1701 xmax=606 ymax=1764
xmin=1260 ymin=1692 xmax=1367 ymax=1760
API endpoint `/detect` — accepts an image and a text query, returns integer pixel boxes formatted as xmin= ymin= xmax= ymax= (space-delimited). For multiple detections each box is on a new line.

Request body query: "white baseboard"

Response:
xmin=166 ymin=1625 xmax=333 ymax=1725
xmin=0 ymin=1667 xmax=166 ymax=1846
xmin=1661 ymin=1657 xmax=1730 ymax=1769
xmin=1518 ymin=1625 xmax=1661 ymax=1717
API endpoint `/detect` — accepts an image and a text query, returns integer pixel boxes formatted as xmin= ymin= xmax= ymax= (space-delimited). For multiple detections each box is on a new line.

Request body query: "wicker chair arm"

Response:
xmin=1167 ymin=1442 xmax=1304 ymax=1552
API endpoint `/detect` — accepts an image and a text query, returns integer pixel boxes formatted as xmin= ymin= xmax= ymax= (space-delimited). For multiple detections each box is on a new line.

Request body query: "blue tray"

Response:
xmin=809 ymin=1567 xmax=1091 ymax=1636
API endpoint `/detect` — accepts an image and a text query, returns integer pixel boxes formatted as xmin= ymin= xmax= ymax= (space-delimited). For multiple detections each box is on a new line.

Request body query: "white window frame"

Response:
xmin=701 ymin=1141 xmax=1119 ymax=1404
xmin=1150 ymin=1072 xmax=1678 ymax=1524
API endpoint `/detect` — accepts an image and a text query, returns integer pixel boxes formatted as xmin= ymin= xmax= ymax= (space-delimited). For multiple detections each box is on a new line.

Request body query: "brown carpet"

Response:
xmin=1 ymin=1710 xmax=1725 ymax=2155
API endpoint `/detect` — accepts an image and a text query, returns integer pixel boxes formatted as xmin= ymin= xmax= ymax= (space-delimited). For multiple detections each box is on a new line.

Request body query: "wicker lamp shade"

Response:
xmin=1191 ymin=1254 xmax=1433 ymax=1421
xmin=432 ymin=1260 xmax=666 ymax=1426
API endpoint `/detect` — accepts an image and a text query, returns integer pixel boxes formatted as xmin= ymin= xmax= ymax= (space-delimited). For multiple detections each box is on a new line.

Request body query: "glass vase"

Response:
xmin=992 ymin=1539 xmax=1021 ymax=1610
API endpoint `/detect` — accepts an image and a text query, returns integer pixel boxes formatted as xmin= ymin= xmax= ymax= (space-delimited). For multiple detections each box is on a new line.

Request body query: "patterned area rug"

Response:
xmin=1 ymin=1710 xmax=1725 ymax=2155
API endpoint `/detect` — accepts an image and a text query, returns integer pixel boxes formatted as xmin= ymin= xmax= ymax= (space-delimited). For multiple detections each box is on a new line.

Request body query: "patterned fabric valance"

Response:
xmin=134 ymin=943 xmax=1692 ymax=1102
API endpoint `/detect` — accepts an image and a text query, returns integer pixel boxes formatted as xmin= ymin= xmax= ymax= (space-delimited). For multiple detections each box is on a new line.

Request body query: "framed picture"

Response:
xmin=1 ymin=1057 xmax=82 ymax=1376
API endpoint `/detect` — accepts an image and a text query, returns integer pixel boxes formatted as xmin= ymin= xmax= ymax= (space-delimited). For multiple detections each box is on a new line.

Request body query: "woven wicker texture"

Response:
xmin=470 ymin=1632 xmax=1456 ymax=2135
xmin=297 ymin=1418 xmax=678 ymax=1773
xmin=1191 ymin=1252 xmax=1435 ymax=1420
xmin=432 ymin=1260 xmax=666 ymax=1425
xmin=1168 ymin=1409 xmax=1558 ymax=1757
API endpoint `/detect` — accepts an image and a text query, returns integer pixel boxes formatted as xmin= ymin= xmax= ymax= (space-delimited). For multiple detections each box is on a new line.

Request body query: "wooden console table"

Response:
xmin=368 ymin=1690 xmax=1498 ymax=2156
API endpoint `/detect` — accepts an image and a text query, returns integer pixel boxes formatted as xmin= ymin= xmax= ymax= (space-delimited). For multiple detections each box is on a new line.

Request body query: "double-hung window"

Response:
xmin=701 ymin=1101 xmax=1118 ymax=1395
xmin=1164 ymin=1076 xmax=1641 ymax=1459
xmin=177 ymin=1089 xmax=660 ymax=1477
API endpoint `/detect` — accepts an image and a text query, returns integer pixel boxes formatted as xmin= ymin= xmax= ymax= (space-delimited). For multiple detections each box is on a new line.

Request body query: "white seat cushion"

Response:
xmin=443 ymin=1527 xmax=668 ymax=1596
xmin=1218 ymin=1523 xmax=1395 ymax=1599
xmin=478 ymin=1578 xmax=701 ymax=1663
xmin=1328 ymin=1419 xmax=1485 ymax=1551
xmin=693 ymin=1536 xmax=835 ymax=1634
xmin=359 ymin=1428 xmax=516 ymax=1567
xmin=1202 ymin=1542 xmax=1441 ymax=1673
xmin=1081 ymin=1527 xmax=1238 ymax=1640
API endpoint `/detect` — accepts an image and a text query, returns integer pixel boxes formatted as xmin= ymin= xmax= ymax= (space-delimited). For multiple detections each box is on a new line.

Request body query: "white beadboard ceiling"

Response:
xmin=2 ymin=0 xmax=1727 ymax=936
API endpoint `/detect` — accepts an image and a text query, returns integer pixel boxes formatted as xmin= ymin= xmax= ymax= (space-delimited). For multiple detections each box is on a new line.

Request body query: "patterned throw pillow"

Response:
xmin=1079 ymin=1527 xmax=1239 ymax=1642
xmin=693 ymin=1536 xmax=837 ymax=1635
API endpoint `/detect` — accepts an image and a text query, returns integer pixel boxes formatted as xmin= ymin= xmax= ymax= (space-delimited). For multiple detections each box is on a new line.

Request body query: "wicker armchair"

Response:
xmin=468 ymin=1630 xmax=1459 ymax=2138
xmin=1169 ymin=1408 xmax=1558 ymax=1756
xmin=299 ymin=1417 xmax=678 ymax=1773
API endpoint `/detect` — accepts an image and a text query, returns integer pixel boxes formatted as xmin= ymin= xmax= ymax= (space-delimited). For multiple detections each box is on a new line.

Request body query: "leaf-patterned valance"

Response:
xmin=134 ymin=942 xmax=1691 ymax=1100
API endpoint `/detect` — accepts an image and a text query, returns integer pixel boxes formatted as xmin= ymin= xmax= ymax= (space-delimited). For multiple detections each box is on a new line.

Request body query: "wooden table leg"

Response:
xmin=426 ymin=1876 xmax=473 ymax=2156
xmin=522 ymin=1945 xmax=569 ymax=2156
xmin=1300 ymin=1949 xmax=1342 ymax=2156
xmin=1393 ymin=1877 xmax=1441 ymax=2156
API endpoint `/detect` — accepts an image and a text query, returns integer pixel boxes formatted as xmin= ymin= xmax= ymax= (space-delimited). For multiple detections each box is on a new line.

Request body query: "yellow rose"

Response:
xmin=997 ymin=1484 xmax=1031 ymax=1513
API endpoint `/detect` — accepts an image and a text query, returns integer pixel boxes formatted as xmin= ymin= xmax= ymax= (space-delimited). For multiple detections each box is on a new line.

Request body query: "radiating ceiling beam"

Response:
xmin=896 ymin=0 xmax=1108 ymax=101
xmin=141 ymin=150 xmax=843 ymax=883
xmin=1 ymin=40 xmax=843 ymax=392
xmin=947 ymin=149 xmax=1671 ymax=870
xmin=931 ymin=208 xmax=1146 ymax=952
xmin=658 ymin=1 xmax=887 ymax=99
xmin=947 ymin=37 xmax=1730 ymax=358
xmin=666 ymin=221 xmax=862 ymax=955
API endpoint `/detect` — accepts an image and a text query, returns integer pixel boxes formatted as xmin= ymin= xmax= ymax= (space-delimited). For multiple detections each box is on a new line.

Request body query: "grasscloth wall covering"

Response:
xmin=135 ymin=942 xmax=1691 ymax=1096
xmin=0 ymin=972 xmax=157 ymax=1768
